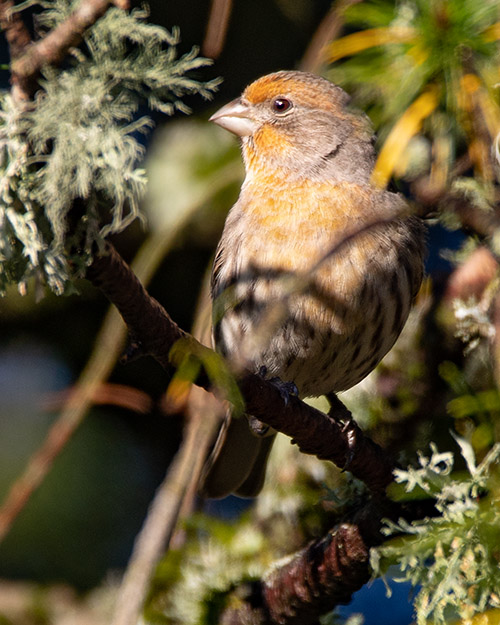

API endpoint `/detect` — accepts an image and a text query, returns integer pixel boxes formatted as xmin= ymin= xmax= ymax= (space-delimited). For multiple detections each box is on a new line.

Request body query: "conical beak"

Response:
xmin=209 ymin=98 xmax=257 ymax=137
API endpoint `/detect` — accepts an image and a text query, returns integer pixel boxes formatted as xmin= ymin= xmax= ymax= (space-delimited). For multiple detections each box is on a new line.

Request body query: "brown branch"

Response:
xmin=240 ymin=378 xmax=395 ymax=493
xmin=0 ymin=0 xmax=34 ymax=100
xmin=86 ymin=243 xmax=188 ymax=370
xmin=0 ymin=0 xmax=32 ymax=59
xmin=220 ymin=500 xmax=386 ymax=625
xmin=218 ymin=494 xmax=439 ymax=625
xmin=86 ymin=243 xmax=396 ymax=494
xmin=10 ymin=0 xmax=129 ymax=100
xmin=263 ymin=523 xmax=370 ymax=623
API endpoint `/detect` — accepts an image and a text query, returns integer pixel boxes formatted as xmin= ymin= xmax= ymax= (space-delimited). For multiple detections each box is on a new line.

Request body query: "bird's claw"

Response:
xmin=326 ymin=393 xmax=357 ymax=472
xmin=341 ymin=447 xmax=355 ymax=472
xmin=269 ymin=378 xmax=299 ymax=406
xmin=258 ymin=366 xmax=299 ymax=406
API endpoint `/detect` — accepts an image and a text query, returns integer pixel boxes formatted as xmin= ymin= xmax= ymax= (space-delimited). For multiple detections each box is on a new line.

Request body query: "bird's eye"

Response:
xmin=272 ymin=98 xmax=292 ymax=114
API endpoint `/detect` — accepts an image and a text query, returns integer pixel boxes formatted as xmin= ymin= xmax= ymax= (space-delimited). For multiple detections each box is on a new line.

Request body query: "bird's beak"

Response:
xmin=209 ymin=98 xmax=257 ymax=137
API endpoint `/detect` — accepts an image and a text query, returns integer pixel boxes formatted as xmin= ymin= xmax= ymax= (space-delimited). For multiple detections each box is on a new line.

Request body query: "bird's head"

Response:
xmin=210 ymin=71 xmax=375 ymax=183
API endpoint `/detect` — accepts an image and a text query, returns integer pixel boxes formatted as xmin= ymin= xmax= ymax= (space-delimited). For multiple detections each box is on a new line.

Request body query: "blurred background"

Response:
xmin=1 ymin=0 xmax=500 ymax=623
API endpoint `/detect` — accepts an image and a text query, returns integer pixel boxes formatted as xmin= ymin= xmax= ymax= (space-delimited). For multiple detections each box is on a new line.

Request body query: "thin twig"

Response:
xmin=111 ymin=389 xmax=221 ymax=625
xmin=43 ymin=382 xmax=155 ymax=415
xmin=202 ymin=0 xmax=233 ymax=59
xmin=300 ymin=0 xmax=363 ymax=74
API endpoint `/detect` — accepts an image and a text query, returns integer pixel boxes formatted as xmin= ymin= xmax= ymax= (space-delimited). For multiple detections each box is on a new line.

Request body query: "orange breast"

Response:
xmin=238 ymin=177 xmax=377 ymax=271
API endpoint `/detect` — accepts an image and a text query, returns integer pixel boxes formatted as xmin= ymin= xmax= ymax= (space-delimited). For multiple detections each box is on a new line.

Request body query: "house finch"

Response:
xmin=201 ymin=71 xmax=425 ymax=498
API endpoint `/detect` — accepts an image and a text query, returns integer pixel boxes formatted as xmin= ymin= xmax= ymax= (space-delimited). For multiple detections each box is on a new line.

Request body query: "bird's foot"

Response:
xmin=258 ymin=366 xmax=299 ymax=406
xmin=326 ymin=392 xmax=356 ymax=471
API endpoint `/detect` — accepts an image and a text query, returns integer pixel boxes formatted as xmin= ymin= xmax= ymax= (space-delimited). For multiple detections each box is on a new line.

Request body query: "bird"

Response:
xmin=200 ymin=70 xmax=425 ymax=499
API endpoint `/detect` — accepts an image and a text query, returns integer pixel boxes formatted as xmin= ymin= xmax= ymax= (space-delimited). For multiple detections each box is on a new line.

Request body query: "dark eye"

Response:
xmin=272 ymin=98 xmax=292 ymax=114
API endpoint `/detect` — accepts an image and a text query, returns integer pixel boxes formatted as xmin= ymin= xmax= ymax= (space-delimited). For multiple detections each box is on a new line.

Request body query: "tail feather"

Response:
xmin=200 ymin=412 xmax=274 ymax=499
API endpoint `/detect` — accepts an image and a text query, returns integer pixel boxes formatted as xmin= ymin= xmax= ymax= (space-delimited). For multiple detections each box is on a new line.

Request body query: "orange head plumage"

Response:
xmin=210 ymin=70 xmax=375 ymax=184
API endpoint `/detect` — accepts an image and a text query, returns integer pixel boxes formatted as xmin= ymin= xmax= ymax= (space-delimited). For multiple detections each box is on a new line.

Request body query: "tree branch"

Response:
xmin=0 ymin=0 xmax=32 ymax=58
xmin=9 ymin=0 xmax=129 ymax=100
xmin=0 ymin=0 xmax=34 ymax=100
xmin=110 ymin=388 xmax=222 ymax=625
xmin=86 ymin=243 xmax=396 ymax=494
xmin=220 ymin=502 xmax=384 ymax=625
xmin=86 ymin=243 xmax=188 ymax=370
xmin=218 ymin=494 xmax=439 ymax=625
